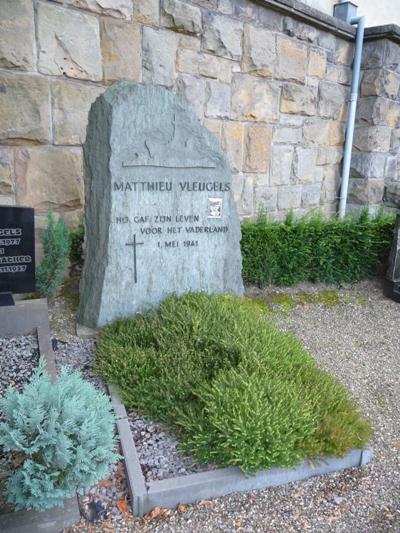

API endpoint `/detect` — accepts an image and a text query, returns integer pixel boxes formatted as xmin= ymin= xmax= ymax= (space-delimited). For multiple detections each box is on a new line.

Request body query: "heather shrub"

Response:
xmin=96 ymin=293 xmax=371 ymax=473
xmin=0 ymin=359 xmax=119 ymax=511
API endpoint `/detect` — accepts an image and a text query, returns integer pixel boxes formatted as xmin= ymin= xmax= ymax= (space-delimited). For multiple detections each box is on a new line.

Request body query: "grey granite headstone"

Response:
xmin=78 ymin=81 xmax=243 ymax=328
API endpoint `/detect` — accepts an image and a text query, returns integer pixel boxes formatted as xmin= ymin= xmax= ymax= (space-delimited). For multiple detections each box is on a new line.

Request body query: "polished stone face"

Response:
xmin=0 ymin=206 xmax=35 ymax=294
xmin=78 ymin=81 xmax=243 ymax=328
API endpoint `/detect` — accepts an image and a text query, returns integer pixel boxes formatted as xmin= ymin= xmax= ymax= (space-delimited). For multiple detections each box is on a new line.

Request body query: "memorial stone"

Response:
xmin=78 ymin=81 xmax=243 ymax=328
xmin=0 ymin=206 xmax=35 ymax=299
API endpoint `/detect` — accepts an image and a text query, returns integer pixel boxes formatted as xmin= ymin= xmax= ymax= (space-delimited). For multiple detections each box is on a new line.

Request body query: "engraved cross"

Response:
xmin=125 ymin=234 xmax=144 ymax=284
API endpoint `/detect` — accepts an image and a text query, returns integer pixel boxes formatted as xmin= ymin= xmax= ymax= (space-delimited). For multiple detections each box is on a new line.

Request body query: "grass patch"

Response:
xmin=96 ymin=293 xmax=372 ymax=473
xmin=256 ymin=289 xmax=342 ymax=312
xmin=241 ymin=210 xmax=394 ymax=287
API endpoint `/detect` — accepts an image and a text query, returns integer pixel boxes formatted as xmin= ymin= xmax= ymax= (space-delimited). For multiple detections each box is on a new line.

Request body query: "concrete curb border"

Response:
xmin=0 ymin=299 xmax=81 ymax=533
xmin=109 ymin=389 xmax=373 ymax=517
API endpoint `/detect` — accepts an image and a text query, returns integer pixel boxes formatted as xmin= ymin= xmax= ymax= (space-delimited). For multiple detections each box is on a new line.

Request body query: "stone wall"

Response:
xmin=349 ymin=27 xmax=400 ymax=212
xmin=0 ymin=0 xmax=375 ymax=229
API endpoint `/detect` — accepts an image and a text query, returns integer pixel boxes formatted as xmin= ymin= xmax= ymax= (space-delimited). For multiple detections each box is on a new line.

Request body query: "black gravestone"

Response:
xmin=0 ymin=206 xmax=35 ymax=300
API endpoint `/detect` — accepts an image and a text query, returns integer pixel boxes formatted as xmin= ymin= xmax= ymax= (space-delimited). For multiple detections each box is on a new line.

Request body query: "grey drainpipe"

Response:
xmin=338 ymin=14 xmax=365 ymax=218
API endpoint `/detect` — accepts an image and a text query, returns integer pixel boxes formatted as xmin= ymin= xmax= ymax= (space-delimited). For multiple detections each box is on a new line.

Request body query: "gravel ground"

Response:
xmin=0 ymin=334 xmax=39 ymax=398
xmin=129 ymin=412 xmax=209 ymax=486
xmin=59 ymin=279 xmax=399 ymax=532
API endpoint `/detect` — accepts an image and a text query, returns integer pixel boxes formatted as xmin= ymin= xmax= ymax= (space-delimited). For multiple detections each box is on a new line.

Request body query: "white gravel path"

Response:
xmin=63 ymin=279 xmax=399 ymax=532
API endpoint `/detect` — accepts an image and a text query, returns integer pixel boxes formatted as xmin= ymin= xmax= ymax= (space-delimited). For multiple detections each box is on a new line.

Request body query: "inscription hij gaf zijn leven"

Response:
xmin=0 ymin=206 xmax=35 ymax=294
xmin=78 ymin=82 xmax=243 ymax=328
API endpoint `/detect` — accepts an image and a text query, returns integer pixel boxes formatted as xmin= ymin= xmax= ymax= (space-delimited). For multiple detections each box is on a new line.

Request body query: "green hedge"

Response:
xmin=241 ymin=211 xmax=395 ymax=287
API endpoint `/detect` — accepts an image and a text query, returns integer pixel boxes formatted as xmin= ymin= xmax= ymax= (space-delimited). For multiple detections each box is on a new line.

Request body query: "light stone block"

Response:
xmin=303 ymin=118 xmax=344 ymax=146
xmin=143 ymin=28 xmax=178 ymax=88
xmin=0 ymin=72 xmax=51 ymax=143
xmin=37 ymin=2 xmax=102 ymax=81
xmin=236 ymin=1 xmax=283 ymax=30
xmin=361 ymin=40 xmax=385 ymax=69
xmin=334 ymin=39 xmax=354 ymax=66
xmin=176 ymin=49 xmax=232 ymax=83
xmin=348 ymin=178 xmax=385 ymax=205
xmin=391 ymin=129 xmax=400 ymax=150
xmin=0 ymin=0 xmax=35 ymax=70
xmin=176 ymin=74 xmax=205 ymax=119
xmin=179 ymin=35 xmax=201 ymax=51
xmin=52 ymin=80 xmax=104 ymax=145
xmin=326 ymin=64 xmax=352 ymax=85
xmin=280 ymin=83 xmax=317 ymax=116
xmin=218 ymin=0 xmax=233 ymax=15
xmin=231 ymin=173 xmax=254 ymax=218
xmin=280 ymin=115 xmax=304 ymax=128
xmin=318 ymin=81 xmax=347 ymax=120
xmin=308 ymin=47 xmax=327 ymax=79
xmin=283 ymin=18 xmax=317 ymax=43
xmin=276 ymin=36 xmax=307 ymax=83
xmin=350 ymin=152 xmax=388 ymax=179
xmin=254 ymin=178 xmax=277 ymax=213
xmin=48 ymin=0 xmax=133 ymax=20
xmin=14 ymin=146 xmax=83 ymax=211
xmin=78 ymin=82 xmax=243 ymax=328
xmin=361 ymin=68 xmax=400 ymax=99
xmin=317 ymin=147 xmax=342 ymax=166
xmin=295 ymin=147 xmax=317 ymax=183
xmin=162 ymin=0 xmax=202 ymax=35
xmin=270 ymin=145 xmax=293 ymax=186
xmin=384 ymin=156 xmax=399 ymax=181
xmin=353 ymin=126 xmax=392 ymax=153
xmin=277 ymin=185 xmax=301 ymax=210
xmin=101 ymin=18 xmax=141 ymax=83
xmin=321 ymin=167 xmax=340 ymax=203
xmin=273 ymin=127 xmax=302 ymax=144
xmin=317 ymin=30 xmax=336 ymax=52
xmin=244 ymin=125 xmax=272 ymax=173
xmin=0 ymin=195 xmax=15 ymax=206
xmin=222 ymin=121 xmax=244 ymax=172
xmin=301 ymin=182 xmax=321 ymax=207
xmin=357 ymin=97 xmax=389 ymax=127
xmin=203 ymin=118 xmax=223 ymax=142
xmin=203 ymin=14 xmax=243 ymax=60
xmin=0 ymin=147 xmax=14 ymax=195
xmin=242 ymin=25 xmax=276 ymax=77
xmin=205 ymin=81 xmax=230 ymax=118
xmin=133 ymin=0 xmax=159 ymax=24
xmin=384 ymin=41 xmax=400 ymax=73
xmin=231 ymin=75 xmax=279 ymax=122
xmin=328 ymin=120 xmax=345 ymax=146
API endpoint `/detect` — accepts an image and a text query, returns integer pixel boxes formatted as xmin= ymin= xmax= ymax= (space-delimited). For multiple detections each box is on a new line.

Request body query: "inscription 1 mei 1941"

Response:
xmin=0 ymin=206 xmax=35 ymax=294
xmin=78 ymin=82 xmax=243 ymax=329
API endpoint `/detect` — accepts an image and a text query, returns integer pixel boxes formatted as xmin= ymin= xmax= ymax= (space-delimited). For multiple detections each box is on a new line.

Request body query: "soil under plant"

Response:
xmin=96 ymin=293 xmax=372 ymax=474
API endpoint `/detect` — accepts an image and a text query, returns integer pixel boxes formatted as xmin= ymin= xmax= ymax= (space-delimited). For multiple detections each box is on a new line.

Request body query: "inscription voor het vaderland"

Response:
xmin=0 ymin=206 xmax=35 ymax=294
xmin=114 ymin=180 xmax=230 ymax=284
xmin=78 ymin=81 xmax=243 ymax=329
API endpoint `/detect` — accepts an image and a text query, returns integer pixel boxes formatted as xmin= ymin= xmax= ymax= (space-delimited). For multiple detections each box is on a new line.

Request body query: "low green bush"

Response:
xmin=241 ymin=210 xmax=395 ymax=287
xmin=36 ymin=211 xmax=70 ymax=298
xmin=69 ymin=224 xmax=84 ymax=270
xmin=0 ymin=359 xmax=119 ymax=511
xmin=96 ymin=293 xmax=371 ymax=473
